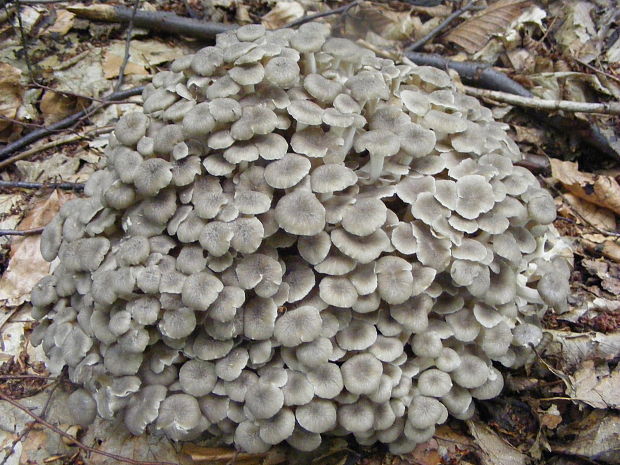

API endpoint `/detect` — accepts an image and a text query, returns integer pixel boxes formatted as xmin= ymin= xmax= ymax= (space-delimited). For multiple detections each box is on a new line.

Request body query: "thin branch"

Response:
xmin=572 ymin=57 xmax=620 ymax=85
xmin=0 ymin=126 xmax=113 ymax=170
xmin=464 ymin=85 xmax=620 ymax=115
xmin=115 ymin=0 xmax=141 ymax=92
xmin=283 ymin=1 xmax=360 ymax=29
xmin=13 ymin=0 xmax=36 ymax=83
xmin=0 ymin=86 xmax=143 ymax=160
xmin=0 ymin=181 xmax=84 ymax=190
xmin=67 ymin=4 xmax=233 ymax=39
xmin=0 ymin=391 xmax=180 ymax=465
xmin=0 ymin=227 xmax=44 ymax=236
xmin=404 ymin=0 xmax=479 ymax=52
xmin=0 ymin=374 xmax=56 ymax=379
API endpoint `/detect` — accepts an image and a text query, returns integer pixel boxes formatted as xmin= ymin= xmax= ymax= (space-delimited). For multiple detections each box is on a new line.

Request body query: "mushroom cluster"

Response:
xmin=30 ymin=24 xmax=570 ymax=454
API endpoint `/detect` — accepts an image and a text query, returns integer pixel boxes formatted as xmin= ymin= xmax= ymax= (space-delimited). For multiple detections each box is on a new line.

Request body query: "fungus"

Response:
xmin=30 ymin=23 xmax=570 ymax=455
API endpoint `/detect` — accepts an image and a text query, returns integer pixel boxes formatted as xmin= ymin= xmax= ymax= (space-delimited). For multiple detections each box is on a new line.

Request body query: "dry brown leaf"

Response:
xmin=40 ymin=90 xmax=86 ymax=125
xmin=544 ymin=329 xmax=620 ymax=367
xmin=550 ymin=159 xmax=620 ymax=216
xmin=0 ymin=62 xmax=23 ymax=132
xmin=539 ymin=405 xmax=562 ymax=430
xmin=444 ymin=0 xmax=532 ymax=54
xmin=261 ymin=1 xmax=304 ymax=29
xmin=47 ymin=9 xmax=76 ymax=36
xmin=0 ymin=191 xmax=73 ymax=306
xmin=346 ymin=3 xmax=416 ymax=41
xmin=182 ymin=444 xmax=286 ymax=465
xmin=569 ymin=360 xmax=620 ymax=409
xmin=467 ymin=421 xmax=529 ymax=465
xmin=552 ymin=410 xmax=620 ymax=463
xmin=562 ymin=193 xmax=617 ymax=231
xmin=582 ymin=233 xmax=620 ymax=262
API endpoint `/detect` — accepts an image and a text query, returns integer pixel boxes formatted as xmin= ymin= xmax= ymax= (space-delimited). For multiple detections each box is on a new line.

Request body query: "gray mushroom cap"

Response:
xmin=341 ymin=353 xmax=383 ymax=395
xmin=274 ymin=306 xmax=322 ymax=347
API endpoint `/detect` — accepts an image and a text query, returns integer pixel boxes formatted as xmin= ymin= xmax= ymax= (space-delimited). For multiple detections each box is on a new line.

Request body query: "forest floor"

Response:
xmin=0 ymin=0 xmax=619 ymax=464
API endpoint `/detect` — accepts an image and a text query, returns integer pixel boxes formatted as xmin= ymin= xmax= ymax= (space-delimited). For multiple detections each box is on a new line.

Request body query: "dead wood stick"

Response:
xmin=404 ymin=0 xmax=479 ymax=52
xmin=0 ymin=181 xmax=84 ymax=190
xmin=284 ymin=1 xmax=360 ymax=28
xmin=67 ymin=4 xmax=234 ymax=39
xmin=0 ymin=86 xmax=142 ymax=160
xmin=465 ymin=85 xmax=620 ymax=116
xmin=0 ymin=227 xmax=44 ymax=236
xmin=0 ymin=390 xmax=181 ymax=465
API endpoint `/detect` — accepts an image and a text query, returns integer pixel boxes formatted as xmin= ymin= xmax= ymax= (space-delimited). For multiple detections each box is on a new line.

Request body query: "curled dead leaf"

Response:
xmin=0 ymin=62 xmax=23 ymax=132
xmin=560 ymin=192 xmax=616 ymax=231
xmin=550 ymin=158 xmax=620 ymax=216
xmin=582 ymin=234 xmax=620 ymax=262
xmin=261 ymin=1 xmax=304 ymax=29
xmin=0 ymin=191 xmax=74 ymax=306
xmin=467 ymin=421 xmax=529 ymax=465
xmin=443 ymin=0 xmax=532 ymax=54
xmin=569 ymin=359 xmax=620 ymax=409
xmin=40 ymin=90 xmax=88 ymax=125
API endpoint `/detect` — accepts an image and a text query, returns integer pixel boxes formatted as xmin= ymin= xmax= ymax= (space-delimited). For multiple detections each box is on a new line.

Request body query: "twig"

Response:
xmin=0 ymin=86 xmax=142 ymax=160
xmin=404 ymin=51 xmax=532 ymax=96
xmin=0 ymin=382 xmax=59 ymax=465
xmin=464 ymin=85 xmax=620 ymax=115
xmin=0 ymin=125 xmax=112 ymax=170
xmin=0 ymin=227 xmax=44 ymax=236
xmin=4 ymin=0 xmax=68 ymax=3
xmin=573 ymin=57 xmax=620 ymax=85
xmin=67 ymin=4 xmax=233 ymax=39
xmin=115 ymin=0 xmax=141 ymax=92
xmin=0 ymin=374 xmax=56 ymax=379
xmin=283 ymin=1 xmax=360 ymax=28
xmin=0 ymin=181 xmax=84 ymax=190
xmin=0 ymin=391 xmax=180 ymax=465
xmin=13 ymin=0 xmax=36 ymax=83
xmin=404 ymin=0 xmax=478 ymax=52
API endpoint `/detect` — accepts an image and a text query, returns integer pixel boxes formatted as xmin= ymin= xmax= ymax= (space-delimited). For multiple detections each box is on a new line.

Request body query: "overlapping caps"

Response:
xmin=29 ymin=23 xmax=571 ymax=453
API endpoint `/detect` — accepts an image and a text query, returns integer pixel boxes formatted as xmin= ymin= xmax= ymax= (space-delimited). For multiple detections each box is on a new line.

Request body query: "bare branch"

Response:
xmin=0 ymin=86 xmax=143 ymax=160
xmin=464 ymin=85 xmax=620 ymax=115
xmin=0 ymin=227 xmax=44 ymax=236
xmin=115 ymin=0 xmax=141 ymax=92
xmin=0 ymin=181 xmax=84 ymax=190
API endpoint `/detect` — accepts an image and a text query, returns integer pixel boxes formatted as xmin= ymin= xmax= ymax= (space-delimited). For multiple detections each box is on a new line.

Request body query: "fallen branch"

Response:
xmin=67 ymin=4 xmax=233 ymax=39
xmin=0 ymin=391 xmax=180 ymax=465
xmin=0 ymin=126 xmax=113 ymax=170
xmin=0 ymin=227 xmax=44 ymax=236
xmin=404 ymin=51 xmax=531 ymax=96
xmin=115 ymin=0 xmax=141 ymax=92
xmin=465 ymin=85 xmax=620 ymax=116
xmin=0 ymin=86 xmax=142 ymax=160
xmin=0 ymin=181 xmax=84 ymax=190
xmin=404 ymin=0 xmax=479 ymax=52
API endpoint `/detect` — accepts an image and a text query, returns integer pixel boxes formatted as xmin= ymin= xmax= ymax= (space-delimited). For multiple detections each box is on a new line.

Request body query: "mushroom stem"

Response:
xmin=302 ymin=53 xmax=317 ymax=75
xmin=368 ymin=152 xmax=385 ymax=180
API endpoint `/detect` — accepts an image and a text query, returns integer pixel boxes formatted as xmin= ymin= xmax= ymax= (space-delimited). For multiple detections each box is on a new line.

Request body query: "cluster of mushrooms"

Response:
xmin=29 ymin=23 xmax=570 ymax=454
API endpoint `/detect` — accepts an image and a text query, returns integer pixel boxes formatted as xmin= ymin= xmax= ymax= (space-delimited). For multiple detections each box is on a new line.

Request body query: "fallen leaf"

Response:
xmin=561 ymin=193 xmax=617 ymax=231
xmin=569 ymin=360 xmax=620 ymax=409
xmin=581 ymin=259 xmax=620 ymax=296
xmin=182 ymin=444 xmax=286 ymax=465
xmin=261 ymin=1 xmax=304 ymax=29
xmin=543 ymin=329 xmax=620 ymax=367
xmin=552 ymin=410 xmax=620 ymax=463
xmin=47 ymin=9 xmax=76 ymax=36
xmin=467 ymin=421 xmax=529 ymax=465
xmin=538 ymin=405 xmax=562 ymax=430
xmin=550 ymin=159 xmax=620 ymax=216
xmin=15 ymin=153 xmax=82 ymax=183
xmin=410 ymin=439 xmax=442 ymax=465
xmin=102 ymin=40 xmax=188 ymax=79
xmin=444 ymin=0 xmax=532 ymax=54
xmin=0 ymin=191 xmax=73 ymax=306
xmin=345 ymin=3 xmax=416 ymax=41
xmin=0 ymin=62 xmax=23 ymax=132
xmin=582 ymin=234 xmax=620 ymax=263
xmin=555 ymin=1 xmax=599 ymax=60
xmin=40 ymin=90 xmax=86 ymax=125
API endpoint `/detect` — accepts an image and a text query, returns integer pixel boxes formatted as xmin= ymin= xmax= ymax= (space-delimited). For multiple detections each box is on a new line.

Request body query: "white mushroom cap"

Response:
xmin=245 ymin=381 xmax=284 ymax=419
xmin=259 ymin=408 xmax=296 ymax=445
xmin=179 ymin=359 xmax=216 ymax=396
xmin=282 ymin=371 xmax=315 ymax=406
xmin=295 ymin=398 xmax=337 ymax=433
xmin=417 ymin=368 xmax=453 ymax=397
xmin=156 ymin=394 xmax=202 ymax=440
xmin=275 ymin=190 xmax=326 ymax=236
xmin=407 ymin=395 xmax=444 ymax=429
xmin=234 ymin=421 xmax=271 ymax=453
xmin=274 ymin=306 xmax=322 ymax=347
xmin=338 ymin=399 xmax=375 ymax=433
xmin=451 ymin=354 xmax=490 ymax=389
xmin=341 ymin=353 xmax=383 ymax=395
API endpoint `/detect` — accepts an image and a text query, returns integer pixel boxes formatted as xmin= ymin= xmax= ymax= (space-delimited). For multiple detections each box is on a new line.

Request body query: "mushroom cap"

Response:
xmin=275 ymin=190 xmax=326 ymax=236
xmin=274 ymin=306 xmax=322 ymax=347
xmin=295 ymin=398 xmax=337 ymax=433
xmin=341 ymin=353 xmax=383 ymax=395
xmin=245 ymin=381 xmax=285 ymax=419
